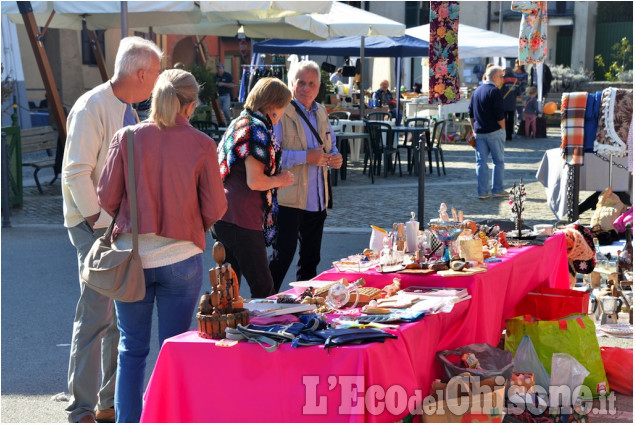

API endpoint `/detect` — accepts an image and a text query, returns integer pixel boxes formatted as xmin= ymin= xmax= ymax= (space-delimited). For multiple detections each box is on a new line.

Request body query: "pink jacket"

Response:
xmin=98 ymin=116 xmax=227 ymax=251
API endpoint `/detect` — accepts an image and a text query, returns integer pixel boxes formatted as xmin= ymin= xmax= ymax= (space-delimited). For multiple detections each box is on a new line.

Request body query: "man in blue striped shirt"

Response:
xmin=269 ymin=61 xmax=342 ymax=292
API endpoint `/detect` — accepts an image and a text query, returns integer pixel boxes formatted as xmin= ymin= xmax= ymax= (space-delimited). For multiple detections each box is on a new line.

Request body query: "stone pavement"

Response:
xmin=327 ymin=126 xmax=596 ymax=231
xmin=4 ymin=126 xmax=595 ymax=229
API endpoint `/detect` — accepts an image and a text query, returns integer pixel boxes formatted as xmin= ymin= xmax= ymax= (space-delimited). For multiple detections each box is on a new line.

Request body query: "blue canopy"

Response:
xmin=253 ymin=35 xmax=429 ymax=57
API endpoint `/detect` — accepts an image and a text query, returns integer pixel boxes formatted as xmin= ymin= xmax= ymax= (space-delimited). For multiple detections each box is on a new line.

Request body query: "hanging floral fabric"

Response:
xmin=511 ymin=1 xmax=548 ymax=64
xmin=428 ymin=1 xmax=460 ymax=105
xmin=594 ymin=88 xmax=633 ymax=158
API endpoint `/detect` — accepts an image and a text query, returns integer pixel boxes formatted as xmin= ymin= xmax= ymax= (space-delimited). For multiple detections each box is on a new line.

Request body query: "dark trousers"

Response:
xmin=504 ymin=110 xmax=515 ymax=141
xmin=269 ymin=206 xmax=327 ymax=293
xmin=211 ymin=220 xmax=274 ymax=298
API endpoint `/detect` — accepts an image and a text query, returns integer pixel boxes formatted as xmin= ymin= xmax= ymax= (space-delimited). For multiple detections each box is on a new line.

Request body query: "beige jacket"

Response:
xmin=277 ymin=102 xmax=331 ymax=210
xmin=62 ymin=82 xmax=132 ymax=229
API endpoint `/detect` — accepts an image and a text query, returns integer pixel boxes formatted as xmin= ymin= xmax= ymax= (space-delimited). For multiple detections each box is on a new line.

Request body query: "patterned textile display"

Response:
xmin=428 ymin=1 xmax=460 ymax=105
xmin=560 ymin=92 xmax=587 ymax=165
xmin=584 ymin=91 xmax=603 ymax=152
xmin=218 ymin=109 xmax=282 ymax=246
xmin=594 ymin=88 xmax=633 ymax=158
xmin=628 ymin=119 xmax=633 ymax=173
xmin=511 ymin=1 xmax=548 ymax=64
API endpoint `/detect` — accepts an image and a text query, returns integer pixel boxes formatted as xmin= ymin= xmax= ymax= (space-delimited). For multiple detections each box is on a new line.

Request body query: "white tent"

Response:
xmin=405 ymin=23 xmax=518 ymax=58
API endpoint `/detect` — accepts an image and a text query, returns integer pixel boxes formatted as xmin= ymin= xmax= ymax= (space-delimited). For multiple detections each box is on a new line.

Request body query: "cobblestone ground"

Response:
xmin=327 ymin=126 xmax=595 ymax=231
xmin=4 ymin=127 xmax=595 ymax=229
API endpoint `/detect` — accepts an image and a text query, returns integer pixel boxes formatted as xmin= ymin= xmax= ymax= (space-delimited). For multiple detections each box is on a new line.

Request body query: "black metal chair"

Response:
xmin=191 ymin=120 xmax=219 ymax=138
xmin=428 ymin=120 xmax=447 ymax=176
xmin=364 ymin=120 xmax=402 ymax=178
xmin=365 ymin=111 xmax=391 ymax=122
xmin=402 ymin=118 xmax=430 ymax=175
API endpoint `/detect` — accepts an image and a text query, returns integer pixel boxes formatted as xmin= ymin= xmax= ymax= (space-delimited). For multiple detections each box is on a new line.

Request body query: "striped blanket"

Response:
xmin=560 ymin=92 xmax=587 ymax=165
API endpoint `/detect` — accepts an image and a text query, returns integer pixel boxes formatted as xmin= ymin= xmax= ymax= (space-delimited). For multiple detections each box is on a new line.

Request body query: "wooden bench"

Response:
xmin=20 ymin=126 xmax=59 ymax=193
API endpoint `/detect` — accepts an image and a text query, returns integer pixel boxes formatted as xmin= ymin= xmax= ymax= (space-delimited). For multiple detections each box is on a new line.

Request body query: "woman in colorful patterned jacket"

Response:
xmin=212 ymin=78 xmax=294 ymax=298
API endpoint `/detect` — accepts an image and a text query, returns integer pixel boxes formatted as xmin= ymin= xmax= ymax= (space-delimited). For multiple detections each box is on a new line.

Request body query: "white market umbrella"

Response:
xmin=406 ymin=23 xmax=518 ymax=58
xmin=2 ymin=1 xmax=333 ymax=32
xmin=201 ymin=1 xmax=332 ymax=21
xmin=150 ymin=2 xmax=405 ymax=40
xmin=2 ymin=1 xmax=202 ymax=30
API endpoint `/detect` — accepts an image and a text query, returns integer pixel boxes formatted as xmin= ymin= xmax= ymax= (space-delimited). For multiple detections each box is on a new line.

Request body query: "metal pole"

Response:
xmin=609 ymin=153 xmax=614 ymax=187
xmin=498 ymin=1 xmax=504 ymax=66
xmin=396 ymin=57 xmax=402 ymax=125
xmin=417 ymin=131 xmax=426 ymax=230
xmin=2 ymin=133 xmax=12 ymax=228
xmin=359 ymin=36 xmax=365 ymax=119
xmin=121 ymin=1 xmax=128 ymax=39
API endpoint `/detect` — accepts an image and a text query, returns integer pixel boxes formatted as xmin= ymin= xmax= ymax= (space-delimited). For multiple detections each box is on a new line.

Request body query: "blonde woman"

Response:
xmin=97 ymin=69 xmax=227 ymax=422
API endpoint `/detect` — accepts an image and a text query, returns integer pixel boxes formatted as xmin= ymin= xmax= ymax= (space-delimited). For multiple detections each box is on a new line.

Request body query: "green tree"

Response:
xmin=594 ymin=37 xmax=633 ymax=81
xmin=189 ymin=64 xmax=217 ymax=104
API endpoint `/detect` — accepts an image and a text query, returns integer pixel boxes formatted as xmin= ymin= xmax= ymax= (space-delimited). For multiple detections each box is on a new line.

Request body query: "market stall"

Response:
xmin=140 ymin=235 xmax=568 ymax=422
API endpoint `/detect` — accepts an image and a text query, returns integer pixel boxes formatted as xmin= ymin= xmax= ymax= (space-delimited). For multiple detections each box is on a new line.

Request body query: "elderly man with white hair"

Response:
xmin=62 ymin=36 xmax=163 ymax=423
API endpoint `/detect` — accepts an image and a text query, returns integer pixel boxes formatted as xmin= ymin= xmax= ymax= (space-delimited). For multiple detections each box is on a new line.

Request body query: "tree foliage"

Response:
xmin=594 ymin=37 xmax=633 ymax=81
xmin=189 ymin=64 xmax=217 ymax=104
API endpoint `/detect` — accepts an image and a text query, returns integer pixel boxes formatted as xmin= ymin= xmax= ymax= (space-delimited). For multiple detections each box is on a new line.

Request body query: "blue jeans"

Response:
xmin=474 ymin=128 xmax=506 ymax=196
xmin=218 ymin=94 xmax=232 ymax=125
xmin=113 ymin=254 xmax=203 ymax=423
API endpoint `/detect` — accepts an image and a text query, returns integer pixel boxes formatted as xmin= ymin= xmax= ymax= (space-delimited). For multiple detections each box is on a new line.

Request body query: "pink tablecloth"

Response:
xmin=141 ymin=234 xmax=568 ymax=423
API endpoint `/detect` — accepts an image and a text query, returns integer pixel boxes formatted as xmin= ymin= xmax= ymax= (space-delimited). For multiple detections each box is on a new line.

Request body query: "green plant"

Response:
xmin=189 ymin=64 xmax=217 ymax=104
xmin=594 ymin=37 xmax=633 ymax=81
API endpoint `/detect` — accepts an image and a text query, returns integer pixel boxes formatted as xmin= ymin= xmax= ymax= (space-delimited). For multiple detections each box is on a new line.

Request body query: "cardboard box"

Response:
xmin=422 ymin=374 xmax=506 ymax=423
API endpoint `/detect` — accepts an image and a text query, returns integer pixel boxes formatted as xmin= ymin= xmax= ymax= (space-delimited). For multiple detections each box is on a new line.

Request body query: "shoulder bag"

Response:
xmin=81 ymin=128 xmax=146 ymax=302
xmin=291 ymin=100 xmax=333 ymax=209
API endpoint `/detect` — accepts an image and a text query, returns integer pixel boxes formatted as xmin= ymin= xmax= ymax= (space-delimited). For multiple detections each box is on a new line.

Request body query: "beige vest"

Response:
xmin=277 ymin=102 xmax=331 ymax=210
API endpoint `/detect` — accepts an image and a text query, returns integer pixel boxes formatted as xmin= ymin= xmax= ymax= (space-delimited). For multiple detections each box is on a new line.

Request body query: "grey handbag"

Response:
xmin=80 ymin=128 xmax=145 ymax=302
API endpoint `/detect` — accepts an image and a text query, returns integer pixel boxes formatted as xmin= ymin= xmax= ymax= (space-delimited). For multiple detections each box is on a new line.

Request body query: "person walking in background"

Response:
xmin=62 ymin=36 xmax=162 ymax=423
xmin=216 ymin=63 xmax=234 ymax=125
xmin=212 ymin=78 xmax=295 ymax=298
xmin=329 ymin=67 xmax=344 ymax=85
xmin=501 ymin=67 xmax=519 ymax=141
xmin=513 ymin=59 xmax=528 ymax=124
xmin=97 ymin=69 xmax=227 ymax=422
xmin=268 ymin=60 xmax=343 ymax=292
xmin=523 ymin=86 xmax=540 ymax=138
xmin=468 ymin=65 xmax=507 ymax=200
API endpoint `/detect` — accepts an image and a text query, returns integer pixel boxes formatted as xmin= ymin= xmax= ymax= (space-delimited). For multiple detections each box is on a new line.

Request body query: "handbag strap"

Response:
xmin=503 ymin=80 xmax=517 ymax=99
xmin=291 ymin=100 xmax=326 ymax=151
xmin=126 ymin=128 xmax=139 ymax=253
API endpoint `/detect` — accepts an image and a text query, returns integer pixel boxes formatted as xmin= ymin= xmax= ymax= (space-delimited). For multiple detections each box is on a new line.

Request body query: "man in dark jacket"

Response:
xmin=468 ymin=65 xmax=507 ymax=200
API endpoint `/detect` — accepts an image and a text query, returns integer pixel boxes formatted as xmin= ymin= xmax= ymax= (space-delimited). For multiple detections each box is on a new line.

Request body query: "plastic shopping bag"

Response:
xmin=550 ymin=353 xmax=591 ymax=398
xmin=436 ymin=343 xmax=514 ymax=382
xmin=505 ymin=314 xmax=609 ymax=398
xmin=600 ymin=347 xmax=633 ymax=395
xmin=513 ymin=335 xmax=550 ymax=391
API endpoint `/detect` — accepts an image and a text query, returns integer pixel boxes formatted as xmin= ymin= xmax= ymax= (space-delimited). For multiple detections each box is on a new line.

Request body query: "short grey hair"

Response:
xmin=485 ymin=65 xmax=503 ymax=82
xmin=288 ymin=60 xmax=320 ymax=87
xmin=113 ymin=36 xmax=163 ymax=79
